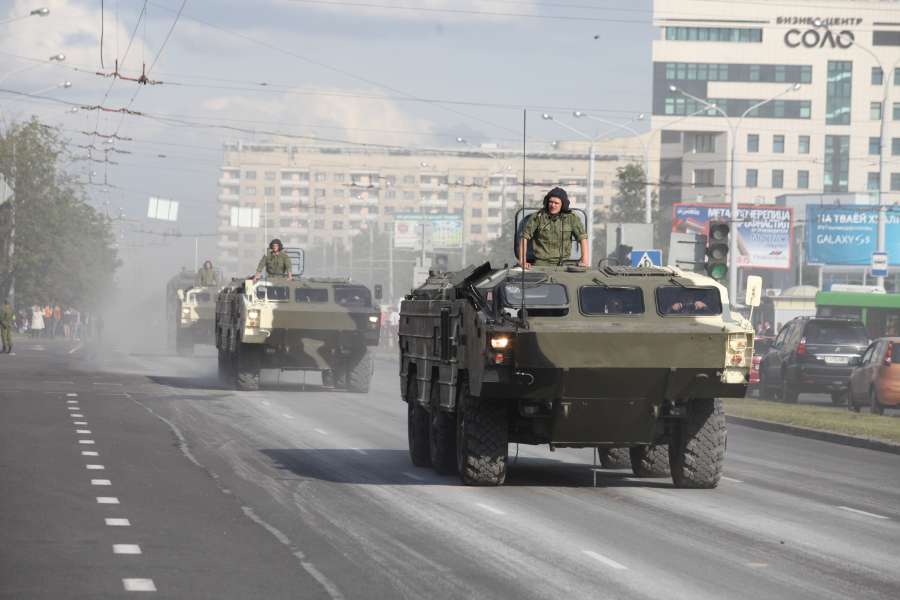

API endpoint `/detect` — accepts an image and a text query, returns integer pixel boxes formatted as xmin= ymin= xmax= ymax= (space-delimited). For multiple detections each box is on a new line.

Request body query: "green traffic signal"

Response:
xmin=706 ymin=262 xmax=728 ymax=281
xmin=705 ymin=220 xmax=730 ymax=282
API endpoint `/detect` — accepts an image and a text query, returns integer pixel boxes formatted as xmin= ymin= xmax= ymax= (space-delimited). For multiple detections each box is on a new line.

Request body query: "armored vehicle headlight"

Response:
xmin=247 ymin=309 xmax=260 ymax=327
xmin=368 ymin=315 xmax=379 ymax=323
xmin=728 ymin=334 xmax=749 ymax=353
xmin=490 ymin=336 xmax=511 ymax=350
xmin=181 ymin=307 xmax=190 ymax=315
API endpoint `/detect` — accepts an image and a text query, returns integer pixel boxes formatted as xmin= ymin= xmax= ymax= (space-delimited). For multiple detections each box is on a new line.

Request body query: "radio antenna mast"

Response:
xmin=520 ymin=109 xmax=527 ymax=328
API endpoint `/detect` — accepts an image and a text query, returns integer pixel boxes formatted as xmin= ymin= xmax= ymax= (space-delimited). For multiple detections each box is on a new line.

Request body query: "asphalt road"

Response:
xmin=3 ymin=337 xmax=900 ymax=599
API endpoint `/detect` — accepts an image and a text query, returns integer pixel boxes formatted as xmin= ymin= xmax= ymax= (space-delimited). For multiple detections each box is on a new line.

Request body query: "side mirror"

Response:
xmin=176 ymin=289 xmax=185 ymax=301
xmin=374 ymin=284 xmax=383 ymax=301
xmin=745 ymin=275 xmax=762 ymax=308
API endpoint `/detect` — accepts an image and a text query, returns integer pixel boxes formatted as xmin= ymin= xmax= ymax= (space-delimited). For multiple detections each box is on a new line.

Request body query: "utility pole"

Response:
xmin=388 ymin=228 xmax=394 ymax=305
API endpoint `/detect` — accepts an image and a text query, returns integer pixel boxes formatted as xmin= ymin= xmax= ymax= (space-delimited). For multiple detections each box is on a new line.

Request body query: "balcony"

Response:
xmin=218 ymin=177 xmax=240 ymax=186
xmin=280 ymin=179 xmax=310 ymax=189
xmin=421 ymin=199 xmax=448 ymax=209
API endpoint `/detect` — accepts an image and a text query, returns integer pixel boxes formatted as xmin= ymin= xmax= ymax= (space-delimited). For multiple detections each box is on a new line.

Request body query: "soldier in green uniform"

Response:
xmin=254 ymin=238 xmax=293 ymax=281
xmin=518 ymin=187 xmax=589 ymax=268
xmin=0 ymin=301 xmax=14 ymax=354
xmin=196 ymin=260 xmax=219 ymax=287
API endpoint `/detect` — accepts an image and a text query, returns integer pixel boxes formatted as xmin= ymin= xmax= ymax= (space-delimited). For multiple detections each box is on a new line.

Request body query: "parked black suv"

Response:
xmin=758 ymin=317 xmax=869 ymax=404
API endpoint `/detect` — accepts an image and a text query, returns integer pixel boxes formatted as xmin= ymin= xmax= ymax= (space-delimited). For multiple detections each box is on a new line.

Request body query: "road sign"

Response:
xmin=630 ymin=249 xmax=662 ymax=268
xmin=871 ymin=251 xmax=889 ymax=278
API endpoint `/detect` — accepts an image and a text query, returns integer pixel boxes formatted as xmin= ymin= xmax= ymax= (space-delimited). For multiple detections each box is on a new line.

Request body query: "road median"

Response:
xmin=724 ymin=398 xmax=900 ymax=455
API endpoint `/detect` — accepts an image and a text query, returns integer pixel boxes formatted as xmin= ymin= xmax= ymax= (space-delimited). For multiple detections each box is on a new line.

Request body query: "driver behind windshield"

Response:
xmin=518 ymin=187 xmax=588 ymax=269
xmin=667 ymin=293 xmax=710 ymax=314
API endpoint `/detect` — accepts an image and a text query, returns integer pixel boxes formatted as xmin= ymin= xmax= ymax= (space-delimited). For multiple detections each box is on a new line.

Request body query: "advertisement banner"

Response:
xmin=805 ymin=206 xmax=900 ymax=266
xmin=671 ymin=203 xmax=793 ymax=270
xmin=393 ymin=214 xmax=464 ymax=250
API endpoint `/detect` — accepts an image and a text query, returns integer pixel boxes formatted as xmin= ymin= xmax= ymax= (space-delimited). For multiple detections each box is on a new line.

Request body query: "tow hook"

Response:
xmin=515 ymin=371 xmax=534 ymax=386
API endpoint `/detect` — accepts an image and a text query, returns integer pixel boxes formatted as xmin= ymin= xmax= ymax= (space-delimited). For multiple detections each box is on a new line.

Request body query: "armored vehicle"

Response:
xmin=399 ymin=263 xmax=753 ymax=488
xmin=215 ymin=276 xmax=382 ymax=392
xmin=166 ymin=270 xmax=218 ymax=355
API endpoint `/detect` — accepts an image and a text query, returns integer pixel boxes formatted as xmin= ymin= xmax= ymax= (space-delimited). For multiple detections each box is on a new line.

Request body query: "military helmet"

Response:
xmin=269 ymin=238 xmax=283 ymax=251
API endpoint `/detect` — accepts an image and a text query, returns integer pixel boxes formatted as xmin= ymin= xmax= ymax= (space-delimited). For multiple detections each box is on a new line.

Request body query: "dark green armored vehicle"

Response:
xmin=399 ymin=263 xmax=753 ymax=488
xmin=215 ymin=276 xmax=382 ymax=392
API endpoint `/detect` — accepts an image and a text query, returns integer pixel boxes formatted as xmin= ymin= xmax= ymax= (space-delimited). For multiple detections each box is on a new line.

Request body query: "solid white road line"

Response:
xmin=475 ymin=503 xmax=506 ymax=516
xmin=93 ymin=382 xmax=123 ymax=386
xmin=113 ymin=544 xmax=142 ymax=555
xmin=76 ymin=429 xmax=92 ymax=434
xmin=837 ymin=506 xmax=890 ymax=520
xmin=314 ymin=428 xmax=328 ymax=435
xmin=86 ymin=464 xmax=105 ymax=470
xmin=106 ymin=518 xmax=131 ymax=527
xmin=122 ymin=578 xmax=156 ymax=592
xmin=78 ymin=440 xmax=96 ymax=445
xmin=81 ymin=451 xmax=99 ymax=456
xmin=91 ymin=479 xmax=112 ymax=486
xmin=721 ymin=476 xmax=743 ymax=483
xmin=97 ymin=497 xmax=120 ymax=504
xmin=401 ymin=471 xmax=425 ymax=481
xmin=746 ymin=562 xmax=769 ymax=568
xmin=582 ymin=550 xmax=629 ymax=571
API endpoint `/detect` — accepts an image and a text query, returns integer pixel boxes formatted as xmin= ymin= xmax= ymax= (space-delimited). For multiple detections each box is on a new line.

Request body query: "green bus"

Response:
xmin=815 ymin=291 xmax=900 ymax=339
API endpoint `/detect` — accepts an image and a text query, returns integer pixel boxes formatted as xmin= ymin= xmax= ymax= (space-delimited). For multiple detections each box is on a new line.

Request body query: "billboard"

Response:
xmin=147 ymin=196 xmax=179 ymax=221
xmin=672 ymin=203 xmax=793 ymax=270
xmin=393 ymin=214 xmax=463 ymax=250
xmin=805 ymin=206 xmax=900 ymax=266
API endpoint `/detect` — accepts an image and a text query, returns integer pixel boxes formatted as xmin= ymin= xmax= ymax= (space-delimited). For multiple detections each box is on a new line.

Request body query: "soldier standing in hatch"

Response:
xmin=1 ymin=301 xmax=14 ymax=354
xmin=518 ymin=187 xmax=589 ymax=269
xmin=253 ymin=238 xmax=293 ymax=281
xmin=196 ymin=260 xmax=219 ymax=287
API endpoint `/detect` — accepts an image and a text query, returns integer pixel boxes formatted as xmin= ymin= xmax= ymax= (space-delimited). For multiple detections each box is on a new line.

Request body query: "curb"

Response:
xmin=726 ymin=415 xmax=900 ymax=456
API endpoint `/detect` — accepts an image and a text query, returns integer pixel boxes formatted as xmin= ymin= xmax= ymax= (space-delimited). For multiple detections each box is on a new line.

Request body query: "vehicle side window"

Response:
xmin=656 ymin=286 xmax=722 ymax=316
xmin=861 ymin=344 xmax=876 ymax=364
xmin=579 ymin=286 xmax=644 ymax=315
xmin=295 ymin=288 xmax=328 ymax=303
xmin=773 ymin=323 xmax=791 ymax=348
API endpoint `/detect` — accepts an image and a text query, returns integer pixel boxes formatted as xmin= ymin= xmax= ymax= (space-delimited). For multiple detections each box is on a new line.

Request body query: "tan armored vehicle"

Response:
xmin=166 ymin=270 xmax=218 ymax=355
xmin=215 ymin=276 xmax=382 ymax=391
xmin=399 ymin=262 xmax=754 ymax=488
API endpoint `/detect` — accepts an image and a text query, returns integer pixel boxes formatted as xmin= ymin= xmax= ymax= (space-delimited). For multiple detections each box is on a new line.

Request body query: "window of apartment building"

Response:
xmin=747 ymin=134 xmax=759 ymax=152
xmin=314 ymin=219 xmax=325 ymax=229
xmin=894 ymin=138 xmax=900 ymax=156
xmin=895 ymin=102 xmax=900 ymax=120
xmin=826 ymin=61 xmax=852 ymax=125
xmin=244 ymin=186 xmax=257 ymax=195
xmin=403 ymin=191 xmax=415 ymax=200
xmin=264 ymin=187 xmax=275 ymax=196
xmin=471 ymin=208 xmax=482 ymax=217
xmin=471 ymin=192 xmax=483 ymax=201
xmin=773 ymin=135 xmax=785 ymax=153
xmin=798 ymin=135 xmax=810 ymax=154
xmin=746 ymin=169 xmax=758 ymax=188
xmin=772 ymin=169 xmax=784 ymax=189
xmin=869 ymin=137 xmax=882 ymax=155
xmin=264 ymin=171 xmax=276 ymax=181
xmin=868 ymin=172 xmax=881 ymax=191
xmin=693 ymin=169 xmax=715 ymax=186
xmin=892 ymin=173 xmax=900 ymax=191
xmin=664 ymin=26 xmax=762 ymax=43
xmin=403 ymin=175 xmax=415 ymax=184
xmin=896 ymin=68 xmax=900 ymax=84
xmin=333 ymin=206 xmax=344 ymax=214
xmin=333 ymin=222 xmax=343 ymax=230
xmin=315 ymin=189 xmax=326 ymax=198
xmin=692 ymin=134 xmax=716 ymax=153
xmin=385 ymin=190 xmax=396 ymax=199
xmin=454 ymin=192 xmax=465 ymax=201
xmin=385 ymin=175 xmax=396 ymax=186
xmin=333 ymin=189 xmax=345 ymax=198
xmin=797 ymin=170 xmax=809 ymax=189
xmin=472 ymin=177 xmax=483 ymax=186
xmin=315 ymin=173 xmax=327 ymax=182
xmin=470 ymin=224 xmax=482 ymax=234
xmin=333 ymin=174 xmax=345 ymax=182
xmin=871 ymin=102 xmax=883 ymax=120
xmin=824 ymin=135 xmax=850 ymax=192
xmin=383 ymin=206 xmax=394 ymax=214
xmin=350 ymin=206 xmax=362 ymax=214
xmin=244 ymin=170 xmax=257 ymax=179
xmin=279 ymin=218 xmax=293 ymax=227
xmin=872 ymin=67 xmax=884 ymax=85
xmin=488 ymin=208 xmax=501 ymax=217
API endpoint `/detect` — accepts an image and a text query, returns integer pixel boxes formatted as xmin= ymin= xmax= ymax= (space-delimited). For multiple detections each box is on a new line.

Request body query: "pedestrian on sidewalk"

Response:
xmin=52 ymin=304 xmax=62 ymax=338
xmin=0 ymin=301 xmax=14 ymax=354
xmin=42 ymin=304 xmax=52 ymax=338
xmin=30 ymin=305 xmax=45 ymax=338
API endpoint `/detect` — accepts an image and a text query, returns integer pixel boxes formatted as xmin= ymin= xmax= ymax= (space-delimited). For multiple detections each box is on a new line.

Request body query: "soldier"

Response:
xmin=1 ymin=300 xmax=14 ymax=354
xmin=518 ymin=187 xmax=589 ymax=269
xmin=253 ymin=238 xmax=293 ymax=281
xmin=196 ymin=260 xmax=219 ymax=287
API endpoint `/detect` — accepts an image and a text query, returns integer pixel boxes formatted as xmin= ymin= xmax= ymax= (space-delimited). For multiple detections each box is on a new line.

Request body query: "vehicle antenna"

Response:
xmin=520 ymin=109 xmax=527 ymax=329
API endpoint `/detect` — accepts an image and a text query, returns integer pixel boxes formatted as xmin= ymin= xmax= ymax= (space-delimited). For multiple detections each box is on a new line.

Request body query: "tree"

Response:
xmin=465 ymin=207 xmax=519 ymax=268
xmin=610 ymin=163 xmax=658 ymax=224
xmin=0 ymin=118 xmax=119 ymax=310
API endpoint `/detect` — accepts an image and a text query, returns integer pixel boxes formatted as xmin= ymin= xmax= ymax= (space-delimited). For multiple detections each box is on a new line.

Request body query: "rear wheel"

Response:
xmin=630 ymin=445 xmax=670 ymax=478
xmin=235 ymin=343 xmax=261 ymax=391
xmin=346 ymin=351 xmax=373 ymax=393
xmin=597 ymin=448 xmax=630 ymax=469
xmin=669 ymin=398 xmax=726 ymax=489
xmin=406 ymin=374 xmax=431 ymax=467
xmin=428 ymin=381 xmax=457 ymax=475
xmin=870 ymin=387 xmax=885 ymax=416
xmin=456 ymin=380 xmax=508 ymax=486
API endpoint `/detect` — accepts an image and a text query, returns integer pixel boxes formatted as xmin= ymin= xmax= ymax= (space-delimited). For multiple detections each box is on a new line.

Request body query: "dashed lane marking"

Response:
xmin=97 ymin=497 xmax=119 ymax=504
xmin=67 ymin=407 xmax=79 ymax=411
xmin=93 ymin=382 xmax=123 ymax=386
xmin=106 ymin=518 xmax=131 ymax=527
xmin=475 ymin=502 xmax=506 ymax=516
xmin=313 ymin=428 xmax=328 ymax=435
xmin=113 ymin=544 xmax=142 ymax=555
xmin=582 ymin=550 xmax=629 ymax=571
xmin=71 ymin=413 xmax=84 ymax=418
xmin=73 ymin=421 xmax=88 ymax=425
xmin=92 ymin=479 xmax=112 ymax=486
xmin=837 ymin=506 xmax=890 ymax=520
xmin=350 ymin=448 xmax=368 ymax=455
xmin=401 ymin=472 xmax=425 ymax=482
xmin=66 ymin=400 xmax=79 ymax=404
xmin=747 ymin=562 xmax=768 ymax=568
xmin=68 ymin=344 xmax=83 ymax=355
xmin=82 ymin=451 xmax=99 ymax=456
xmin=76 ymin=429 xmax=92 ymax=434
xmin=122 ymin=578 xmax=156 ymax=592
xmin=86 ymin=464 xmax=105 ymax=470
xmin=78 ymin=440 xmax=95 ymax=445
xmin=722 ymin=476 xmax=743 ymax=483
xmin=65 ymin=393 xmax=78 ymax=397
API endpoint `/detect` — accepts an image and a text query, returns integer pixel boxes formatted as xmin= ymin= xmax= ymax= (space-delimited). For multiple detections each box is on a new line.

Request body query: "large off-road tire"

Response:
xmin=630 ymin=445 xmax=671 ymax=478
xmin=235 ymin=343 xmax=261 ymax=391
xmin=598 ymin=447 xmax=630 ymax=469
xmin=346 ymin=351 xmax=374 ymax=393
xmin=406 ymin=374 xmax=431 ymax=467
xmin=321 ymin=370 xmax=335 ymax=388
xmin=428 ymin=380 xmax=457 ymax=475
xmin=456 ymin=382 xmax=508 ymax=486
xmin=669 ymin=398 xmax=726 ymax=489
xmin=217 ymin=349 xmax=230 ymax=382
xmin=870 ymin=387 xmax=885 ymax=416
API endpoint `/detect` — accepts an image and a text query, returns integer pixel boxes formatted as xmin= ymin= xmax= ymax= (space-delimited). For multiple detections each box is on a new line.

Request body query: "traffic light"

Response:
xmin=705 ymin=221 xmax=729 ymax=282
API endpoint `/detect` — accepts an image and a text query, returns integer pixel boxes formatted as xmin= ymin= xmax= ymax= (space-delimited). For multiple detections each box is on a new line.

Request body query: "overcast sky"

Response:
xmin=0 ymin=0 xmax=655 ymax=266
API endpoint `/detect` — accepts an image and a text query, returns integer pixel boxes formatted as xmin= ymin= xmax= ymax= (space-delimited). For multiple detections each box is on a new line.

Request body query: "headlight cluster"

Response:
xmin=490 ymin=336 xmax=510 ymax=350
xmin=247 ymin=309 xmax=261 ymax=328
xmin=726 ymin=333 xmax=752 ymax=367
xmin=181 ymin=307 xmax=191 ymax=316
xmin=368 ymin=315 xmax=379 ymax=324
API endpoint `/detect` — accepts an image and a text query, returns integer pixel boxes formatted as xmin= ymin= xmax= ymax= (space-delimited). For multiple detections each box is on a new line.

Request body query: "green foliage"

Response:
xmin=0 ymin=118 xmax=119 ymax=310
xmin=611 ymin=163 xmax=658 ymax=224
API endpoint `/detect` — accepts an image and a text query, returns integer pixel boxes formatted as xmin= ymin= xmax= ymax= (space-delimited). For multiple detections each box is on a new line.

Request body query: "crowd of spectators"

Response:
xmin=13 ymin=304 xmax=100 ymax=341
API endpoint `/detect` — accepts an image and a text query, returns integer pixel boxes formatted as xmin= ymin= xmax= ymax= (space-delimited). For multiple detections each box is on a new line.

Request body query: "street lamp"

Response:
xmin=574 ymin=111 xmax=652 ymax=224
xmin=669 ymin=83 xmax=802 ymax=302
xmin=33 ymin=80 xmax=72 ymax=95
xmin=0 ymin=53 xmax=66 ymax=84
xmin=0 ymin=7 xmax=49 ymax=25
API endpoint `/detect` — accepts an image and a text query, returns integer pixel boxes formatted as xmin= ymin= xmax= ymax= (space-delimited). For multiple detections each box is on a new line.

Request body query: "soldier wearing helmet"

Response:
xmin=254 ymin=239 xmax=293 ymax=281
xmin=518 ymin=187 xmax=588 ymax=269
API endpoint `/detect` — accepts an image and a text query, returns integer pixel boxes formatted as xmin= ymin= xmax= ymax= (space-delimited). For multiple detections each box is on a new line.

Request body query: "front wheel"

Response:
xmin=597 ymin=448 xmax=630 ymax=469
xmin=669 ymin=398 xmax=726 ymax=489
xmin=456 ymin=382 xmax=508 ymax=486
xmin=235 ymin=343 xmax=261 ymax=391
xmin=406 ymin=375 xmax=431 ymax=467
xmin=346 ymin=351 xmax=373 ymax=393
xmin=630 ymin=445 xmax=670 ymax=478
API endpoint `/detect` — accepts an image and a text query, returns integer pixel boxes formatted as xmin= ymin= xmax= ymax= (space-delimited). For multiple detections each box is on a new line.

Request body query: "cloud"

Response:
xmin=273 ymin=0 xmax=540 ymax=22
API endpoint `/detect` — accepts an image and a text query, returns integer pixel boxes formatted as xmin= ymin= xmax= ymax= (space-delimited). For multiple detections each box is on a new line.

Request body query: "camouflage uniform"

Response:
xmin=196 ymin=267 xmax=218 ymax=287
xmin=0 ymin=302 xmax=13 ymax=353
xmin=521 ymin=211 xmax=587 ymax=266
xmin=257 ymin=251 xmax=292 ymax=278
